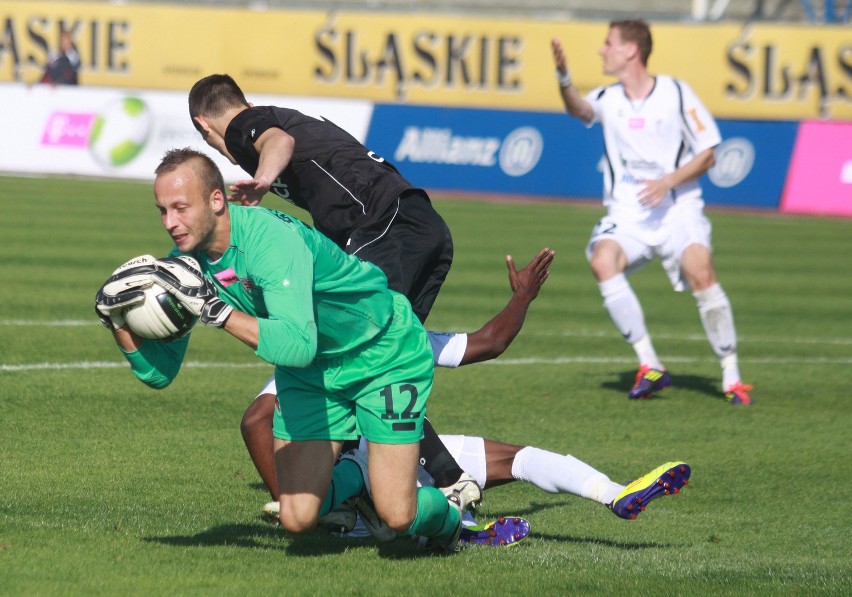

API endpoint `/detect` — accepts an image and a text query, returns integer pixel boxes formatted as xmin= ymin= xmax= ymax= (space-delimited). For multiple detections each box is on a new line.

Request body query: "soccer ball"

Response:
xmin=124 ymin=282 xmax=197 ymax=342
xmin=88 ymin=97 xmax=152 ymax=168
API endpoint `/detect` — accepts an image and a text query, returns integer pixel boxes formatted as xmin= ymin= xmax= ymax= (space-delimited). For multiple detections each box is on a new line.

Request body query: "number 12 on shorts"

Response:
xmin=380 ymin=384 xmax=420 ymax=431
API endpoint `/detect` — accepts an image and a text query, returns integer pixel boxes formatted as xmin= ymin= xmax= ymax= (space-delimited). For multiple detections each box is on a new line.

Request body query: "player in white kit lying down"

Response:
xmin=252 ymin=249 xmax=690 ymax=545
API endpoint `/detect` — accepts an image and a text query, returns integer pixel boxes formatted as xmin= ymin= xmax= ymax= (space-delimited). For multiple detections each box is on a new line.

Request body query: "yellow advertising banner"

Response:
xmin=2 ymin=2 xmax=850 ymax=120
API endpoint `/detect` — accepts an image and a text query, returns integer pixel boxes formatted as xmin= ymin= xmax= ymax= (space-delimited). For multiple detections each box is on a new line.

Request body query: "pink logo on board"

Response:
xmin=40 ymin=112 xmax=96 ymax=147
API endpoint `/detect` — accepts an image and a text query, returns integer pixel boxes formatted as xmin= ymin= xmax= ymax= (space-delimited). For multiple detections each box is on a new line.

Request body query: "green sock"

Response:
xmin=319 ymin=458 xmax=364 ymax=517
xmin=405 ymin=486 xmax=460 ymax=541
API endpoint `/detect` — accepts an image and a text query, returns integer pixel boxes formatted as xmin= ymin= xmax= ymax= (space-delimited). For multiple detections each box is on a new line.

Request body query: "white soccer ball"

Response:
xmin=124 ymin=282 xmax=197 ymax=342
xmin=88 ymin=96 xmax=152 ymax=168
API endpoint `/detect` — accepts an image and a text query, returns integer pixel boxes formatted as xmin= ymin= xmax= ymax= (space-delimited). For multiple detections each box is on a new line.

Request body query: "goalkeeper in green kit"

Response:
xmin=96 ymin=147 xmax=466 ymax=551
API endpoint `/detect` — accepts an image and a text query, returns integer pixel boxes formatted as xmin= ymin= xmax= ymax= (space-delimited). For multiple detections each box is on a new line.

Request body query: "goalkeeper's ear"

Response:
xmin=211 ymin=186 xmax=228 ymax=215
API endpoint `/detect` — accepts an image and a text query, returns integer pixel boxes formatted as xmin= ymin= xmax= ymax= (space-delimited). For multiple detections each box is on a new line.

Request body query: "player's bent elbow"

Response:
xmin=137 ymin=373 xmax=174 ymax=390
xmin=258 ymin=331 xmax=317 ymax=368
xmin=465 ymin=329 xmax=511 ymax=364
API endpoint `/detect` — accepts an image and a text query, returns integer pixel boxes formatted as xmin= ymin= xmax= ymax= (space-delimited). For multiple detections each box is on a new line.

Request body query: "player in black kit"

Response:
xmin=188 ymin=74 xmax=477 ymax=509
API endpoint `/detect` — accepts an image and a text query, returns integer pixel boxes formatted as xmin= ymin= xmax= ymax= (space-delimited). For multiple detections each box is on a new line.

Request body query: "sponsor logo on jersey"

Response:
xmin=271 ymin=179 xmax=294 ymax=204
xmin=688 ymin=108 xmax=707 ymax=133
xmin=213 ymin=268 xmax=257 ymax=291
xmin=214 ymin=268 xmax=240 ymax=287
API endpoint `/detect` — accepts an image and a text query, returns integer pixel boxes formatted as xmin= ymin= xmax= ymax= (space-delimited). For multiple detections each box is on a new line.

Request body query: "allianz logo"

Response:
xmin=394 ymin=126 xmax=543 ymax=177
xmin=708 ymin=137 xmax=755 ymax=188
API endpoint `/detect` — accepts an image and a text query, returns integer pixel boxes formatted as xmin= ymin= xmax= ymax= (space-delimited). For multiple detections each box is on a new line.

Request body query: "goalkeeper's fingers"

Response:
xmin=100 ymin=272 xmax=155 ymax=299
xmin=154 ymin=257 xmax=206 ymax=289
xmin=111 ymin=254 xmax=157 ymax=277
xmin=95 ymin=288 xmax=145 ymax=330
xmin=148 ymin=271 xmax=206 ymax=317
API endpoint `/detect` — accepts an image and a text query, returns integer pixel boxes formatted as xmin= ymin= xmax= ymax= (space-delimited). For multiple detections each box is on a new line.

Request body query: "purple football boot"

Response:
xmin=609 ymin=462 xmax=691 ymax=520
xmin=459 ymin=516 xmax=531 ymax=547
xmin=628 ymin=365 xmax=672 ymax=399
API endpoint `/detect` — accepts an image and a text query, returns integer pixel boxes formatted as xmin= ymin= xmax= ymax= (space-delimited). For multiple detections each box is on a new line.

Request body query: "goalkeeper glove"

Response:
xmin=94 ymin=255 xmax=157 ymax=330
xmin=152 ymin=256 xmax=234 ymax=328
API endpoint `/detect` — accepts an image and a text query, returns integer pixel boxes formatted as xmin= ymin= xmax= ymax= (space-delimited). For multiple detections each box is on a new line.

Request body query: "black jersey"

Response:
xmin=224 ymin=106 xmax=416 ymax=248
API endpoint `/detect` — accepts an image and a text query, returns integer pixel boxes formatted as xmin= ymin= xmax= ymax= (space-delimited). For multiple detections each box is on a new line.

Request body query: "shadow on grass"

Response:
xmin=486 ymin=501 xmax=681 ymax=549
xmin=143 ymin=524 xmax=441 ymax=559
xmin=602 ymin=370 xmax=721 ymax=401
xmin=533 ymin=533 xmax=677 ymax=550
xmin=145 ymin=523 xmax=348 ymax=555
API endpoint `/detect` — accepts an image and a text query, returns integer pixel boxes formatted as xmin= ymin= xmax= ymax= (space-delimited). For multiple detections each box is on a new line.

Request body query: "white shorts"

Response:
xmin=586 ymin=198 xmax=712 ymax=292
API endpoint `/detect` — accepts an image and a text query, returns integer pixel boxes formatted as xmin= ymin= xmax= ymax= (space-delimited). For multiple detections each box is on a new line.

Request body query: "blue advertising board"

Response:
xmin=365 ymin=104 xmax=798 ymax=210
xmin=704 ymin=120 xmax=799 ymax=210
xmin=365 ymin=103 xmax=604 ymax=200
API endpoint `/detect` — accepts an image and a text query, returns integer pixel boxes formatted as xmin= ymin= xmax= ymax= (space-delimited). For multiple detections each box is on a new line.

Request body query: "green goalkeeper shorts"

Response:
xmin=272 ymin=292 xmax=433 ymax=444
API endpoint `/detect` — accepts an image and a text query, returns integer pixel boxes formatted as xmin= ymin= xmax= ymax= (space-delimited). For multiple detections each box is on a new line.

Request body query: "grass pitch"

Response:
xmin=1 ymin=175 xmax=850 ymax=595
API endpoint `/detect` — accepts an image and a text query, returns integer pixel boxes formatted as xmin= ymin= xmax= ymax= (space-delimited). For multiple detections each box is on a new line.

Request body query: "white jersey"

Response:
xmin=586 ymin=75 xmax=721 ymax=221
xmin=255 ymin=331 xmax=468 ymax=397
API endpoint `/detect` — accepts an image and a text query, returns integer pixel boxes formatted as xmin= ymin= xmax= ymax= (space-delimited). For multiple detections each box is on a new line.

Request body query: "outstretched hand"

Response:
xmin=551 ymin=38 xmax=569 ymax=74
xmin=229 ymin=179 xmax=270 ymax=206
xmin=506 ymin=247 xmax=555 ymax=300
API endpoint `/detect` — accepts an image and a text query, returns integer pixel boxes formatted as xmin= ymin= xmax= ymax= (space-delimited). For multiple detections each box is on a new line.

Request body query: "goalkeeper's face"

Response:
xmin=154 ymin=166 xmax=222 ymax=254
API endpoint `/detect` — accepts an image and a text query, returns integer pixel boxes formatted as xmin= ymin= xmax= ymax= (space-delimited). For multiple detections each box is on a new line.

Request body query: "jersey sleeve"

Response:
xmin=676 ymin=79 xmax=721 ymax=154
xmin=584 ymin=86 xmax=607 ymax=127
xmin=427 ymin=331 xmax=468 ymax=368
xmin=245 ymin=214 xmax=319 ymax=368
xmin=120 ymin=334 xmax=189 ymax=389
xmin=231 ymin=108 xmax=280 ymax=147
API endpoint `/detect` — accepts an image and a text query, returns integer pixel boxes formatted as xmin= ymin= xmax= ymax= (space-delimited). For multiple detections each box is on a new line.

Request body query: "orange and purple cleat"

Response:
xmin=628 ymin=365 xmax=671 ymax=399
xmin=725 ymin=382 xmax=754 ymax=405
xmin=609 ymin=462 xmax=691 ymax=520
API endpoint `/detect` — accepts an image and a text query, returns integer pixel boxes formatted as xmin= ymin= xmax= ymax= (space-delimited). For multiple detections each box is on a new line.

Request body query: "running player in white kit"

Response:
xmin=551 ymin=19 xmax=752 ymax=405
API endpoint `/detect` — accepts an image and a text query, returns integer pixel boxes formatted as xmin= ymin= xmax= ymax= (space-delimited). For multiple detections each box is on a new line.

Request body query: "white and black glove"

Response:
xmin=152 ymin=256 xmax=233 ymax=328
xmin=94 ymin=255 xmax=157 ymax=330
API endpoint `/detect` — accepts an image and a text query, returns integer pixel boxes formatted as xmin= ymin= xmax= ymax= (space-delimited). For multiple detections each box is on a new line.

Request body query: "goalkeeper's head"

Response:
xmin=153 ymin=147 xmax=229 ymax=257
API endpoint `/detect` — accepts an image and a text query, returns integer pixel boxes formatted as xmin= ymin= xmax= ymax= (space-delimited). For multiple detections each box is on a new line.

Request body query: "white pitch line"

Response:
xmin=3 ymin=355 xmax=852 ymax=373
xmin=487 ymin=356 xmax=852 ymax=366
xmin=2 ymin=319 xmax=850 ymax=346
xmin=0 ymin=361 xmax=267 ymax=373
xmin=0 ymin=319 xmax=95 ymax=327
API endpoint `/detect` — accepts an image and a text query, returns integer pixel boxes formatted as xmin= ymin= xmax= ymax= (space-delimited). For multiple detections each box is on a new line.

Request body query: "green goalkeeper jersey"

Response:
xmin=123 ymin=204 xmax=396 ymax=388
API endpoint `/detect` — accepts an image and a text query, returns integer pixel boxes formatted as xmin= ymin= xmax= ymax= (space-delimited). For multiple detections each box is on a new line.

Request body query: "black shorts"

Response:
xmin=346 ymin=190 xmax=453 ymax=323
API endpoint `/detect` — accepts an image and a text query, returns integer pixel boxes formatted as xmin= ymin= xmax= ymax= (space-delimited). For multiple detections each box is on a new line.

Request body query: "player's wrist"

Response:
xmin=556 ymin=68 xmax=573 ymax=88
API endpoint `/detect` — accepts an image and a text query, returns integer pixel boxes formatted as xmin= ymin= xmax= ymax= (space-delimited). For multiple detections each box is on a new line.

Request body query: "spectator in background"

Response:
xmin=40 ymin=30 xmax=80 ymax=86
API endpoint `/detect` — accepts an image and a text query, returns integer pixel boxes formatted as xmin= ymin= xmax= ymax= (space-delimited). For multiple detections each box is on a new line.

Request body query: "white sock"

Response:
xmin=632 ymin=335 xmax=664 ymax=371
xmin=511 ymin=447 xmax=624 ymax=505
xmin=693 ymin=283 xmax=740 ymax=387
xmin=599 ymin=274 xmax=647 ymax=345
xmin=720 ymin=355 xmax=741 ymax=391
xmin=599 ymin=275 xmax=663 ymax=368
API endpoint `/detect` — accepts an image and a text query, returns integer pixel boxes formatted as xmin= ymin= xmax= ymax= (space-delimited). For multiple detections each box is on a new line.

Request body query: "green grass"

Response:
xmin=1 ymin=175 xmax=850 ymax=595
